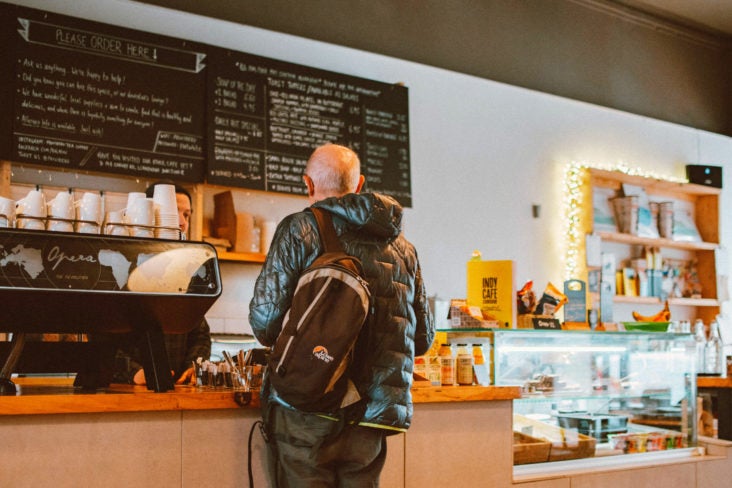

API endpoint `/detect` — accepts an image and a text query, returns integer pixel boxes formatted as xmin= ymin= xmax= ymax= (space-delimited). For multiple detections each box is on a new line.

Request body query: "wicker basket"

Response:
xmin=513 ymin=431 xmax=551 ymax=465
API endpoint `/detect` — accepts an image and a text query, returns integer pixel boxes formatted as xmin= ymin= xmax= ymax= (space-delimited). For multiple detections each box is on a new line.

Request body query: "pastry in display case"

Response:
xmin=490 ymin=329 xmax=697 ymax=464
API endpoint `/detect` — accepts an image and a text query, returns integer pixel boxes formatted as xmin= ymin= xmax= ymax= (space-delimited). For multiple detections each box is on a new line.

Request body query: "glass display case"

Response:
xmin=491 ymin=329 xmax=697 ymax=464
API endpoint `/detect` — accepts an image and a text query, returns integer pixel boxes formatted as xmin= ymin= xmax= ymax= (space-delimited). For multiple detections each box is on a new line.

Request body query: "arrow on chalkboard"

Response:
xmin=195 ymin=53 xmax=206 ymax=73
xmin=17 ymin=18 xmax=30 ymax=42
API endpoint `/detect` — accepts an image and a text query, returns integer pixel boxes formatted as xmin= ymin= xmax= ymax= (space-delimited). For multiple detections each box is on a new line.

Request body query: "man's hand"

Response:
xmin=176 ymin=367 xmax=196 ymax=385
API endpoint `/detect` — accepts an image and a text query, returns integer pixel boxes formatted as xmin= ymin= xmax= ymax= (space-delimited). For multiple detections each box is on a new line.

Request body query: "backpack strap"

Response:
xmin=310 ymin=207 xmax=344 ymax=253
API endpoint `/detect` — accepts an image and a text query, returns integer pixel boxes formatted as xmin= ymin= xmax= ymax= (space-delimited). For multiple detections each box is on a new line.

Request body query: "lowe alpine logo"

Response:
xmin=312 ymin=345 xmax=334 ymax=363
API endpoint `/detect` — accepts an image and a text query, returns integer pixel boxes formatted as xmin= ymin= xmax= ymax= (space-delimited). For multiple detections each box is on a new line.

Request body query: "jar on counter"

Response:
xmin=438 ymin=343 xmax=455 ymax=386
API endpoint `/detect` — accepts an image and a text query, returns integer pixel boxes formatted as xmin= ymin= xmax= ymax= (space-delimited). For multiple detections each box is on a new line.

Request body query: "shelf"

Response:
xmin=515 ymin=391 xmax=674 ymax=402
xmin=596 ymin=231 xmax=718 ymax=251
xmin=216 ymin=250 xmax=266 ymax=263
xmin=589 ymin=168 xmax=720 ymax=196
xmin=613 ymin=296 xmax=719 ymax=307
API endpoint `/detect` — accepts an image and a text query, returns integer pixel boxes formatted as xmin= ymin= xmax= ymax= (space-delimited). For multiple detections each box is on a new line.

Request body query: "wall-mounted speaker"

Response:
xmin=686 ymin=165 xmax=722 ymax=188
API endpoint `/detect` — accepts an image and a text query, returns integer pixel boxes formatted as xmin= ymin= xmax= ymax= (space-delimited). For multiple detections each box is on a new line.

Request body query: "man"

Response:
xmin=113 ymin=181 xmax=211 ymax=385
xmin=249 ymin=143 xmax=434 ymax=486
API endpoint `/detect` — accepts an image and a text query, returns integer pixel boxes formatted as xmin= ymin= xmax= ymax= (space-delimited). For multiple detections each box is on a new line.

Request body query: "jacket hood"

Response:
xmin=312 ymin=192 xmax=402 ymax=239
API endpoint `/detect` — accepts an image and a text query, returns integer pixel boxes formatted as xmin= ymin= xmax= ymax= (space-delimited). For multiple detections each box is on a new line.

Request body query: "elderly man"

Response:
xmin=250 ymin=143 xmax=434 ymax=487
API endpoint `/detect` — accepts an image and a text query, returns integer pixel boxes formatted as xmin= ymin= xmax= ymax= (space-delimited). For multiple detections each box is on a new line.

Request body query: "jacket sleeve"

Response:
xmin=412 ymin=258 xmax=435 ymax=357
xmin=249 ymin=212 xmax=319 ymax=347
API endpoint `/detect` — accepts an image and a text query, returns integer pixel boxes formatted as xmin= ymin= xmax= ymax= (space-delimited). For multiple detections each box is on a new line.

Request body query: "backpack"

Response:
xmin=267 ymin=207 xmax=372 ymax=413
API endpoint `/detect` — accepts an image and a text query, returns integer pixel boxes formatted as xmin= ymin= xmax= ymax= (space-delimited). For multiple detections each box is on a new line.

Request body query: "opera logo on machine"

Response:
xmin=312 ymin=345 xmax=334 ymax=363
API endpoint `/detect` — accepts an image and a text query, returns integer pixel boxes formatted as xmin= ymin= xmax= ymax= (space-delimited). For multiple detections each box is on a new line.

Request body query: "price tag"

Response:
xmin=532 ymin=317 xmax=562 ymax=330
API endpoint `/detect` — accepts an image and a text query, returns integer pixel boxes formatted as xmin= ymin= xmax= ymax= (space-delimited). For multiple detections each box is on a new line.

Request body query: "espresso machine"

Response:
xmin=0 ymin=228 xmax=221 ymax=393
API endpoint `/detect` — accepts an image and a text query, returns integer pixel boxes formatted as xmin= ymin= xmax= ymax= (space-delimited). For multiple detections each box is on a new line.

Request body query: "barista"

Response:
xmin=113 ymin=181 xmax=211 ymax=385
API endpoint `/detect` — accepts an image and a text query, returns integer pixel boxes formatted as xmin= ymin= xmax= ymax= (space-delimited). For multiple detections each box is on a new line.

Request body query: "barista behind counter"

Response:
xmin=112 ymin=181 xmax=211 ymax=386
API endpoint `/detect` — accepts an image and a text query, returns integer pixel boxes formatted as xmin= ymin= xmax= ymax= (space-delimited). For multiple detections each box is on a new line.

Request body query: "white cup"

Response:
xmin=0 ymin=196 xmax=16 ymax=228
xmin=16 ymin=189 xmax=46 ymax=218
xmin=48 ymin=220 xmax=74 ymax=232
xmin=17 ymin=219 xmax=45 ymax=230
xmin=129 ymin=226 xmax=154 ymax=238
xmin=125 ymin=192 xmax=146 ymax=214
xmin=126 ymin=197 xmax=154 ymax=227
xmin=105 ymin=209 xmax=129 ymax=236
xmin=77 ymin=222 xmax=100 ymax=234
xmin=76 ymin=192 xmax=103 ymax=225
xmin=152 ymin=184 xmax=178 ymax=215
xmin=47 ymin=190 xmax=75 ymax=222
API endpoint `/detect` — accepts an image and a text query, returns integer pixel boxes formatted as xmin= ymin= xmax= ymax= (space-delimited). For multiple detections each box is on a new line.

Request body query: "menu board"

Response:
xmin=0 ymin=3 xmax=207 ymax=182
xmin=0 ymin=3 xmax=412 ymax=205
xmin=206 ymin=49 xmax=411 ymax=206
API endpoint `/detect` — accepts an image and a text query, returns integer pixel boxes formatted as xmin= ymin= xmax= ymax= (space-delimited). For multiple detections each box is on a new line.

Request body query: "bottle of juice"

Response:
xmin=439 ymin=343 xmax=455 ymax=386
xmin=456 ymin=344 xmax=474 ymax=385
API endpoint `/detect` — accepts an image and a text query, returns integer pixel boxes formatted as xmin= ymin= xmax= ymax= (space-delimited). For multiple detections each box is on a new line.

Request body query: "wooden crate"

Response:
xmin=547 ymin=431 xmax=597 ymax=461
xmin=514 ymin=414 xmax=597 ymax=462
xmin=513 ymin=431 xmax=551 ymax=465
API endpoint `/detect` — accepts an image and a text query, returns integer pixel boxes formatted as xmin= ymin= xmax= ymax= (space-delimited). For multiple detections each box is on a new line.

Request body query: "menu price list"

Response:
xmin=207 ymin=49 xmax=412 ymax=206
xmin=3 ymin=3 xmax=207 ymax=182
xmin=0 ymin=3 xmax=411 ymax=205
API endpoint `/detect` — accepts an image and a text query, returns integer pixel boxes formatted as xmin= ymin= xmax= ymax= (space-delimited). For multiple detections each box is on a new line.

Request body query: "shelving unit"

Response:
xmin=579 ymin=167 xmax=721 ymax=324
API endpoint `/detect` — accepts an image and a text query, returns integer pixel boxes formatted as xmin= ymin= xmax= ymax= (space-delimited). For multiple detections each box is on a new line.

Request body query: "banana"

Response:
xmin=631 ymin=300 xmax=671 ymax=322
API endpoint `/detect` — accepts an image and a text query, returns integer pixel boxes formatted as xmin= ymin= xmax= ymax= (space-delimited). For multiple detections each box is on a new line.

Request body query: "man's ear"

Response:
xmin=304 ymin=175 xmax=315 ymax=197
xmin=355 ymin=175 xmax=365 ymax=194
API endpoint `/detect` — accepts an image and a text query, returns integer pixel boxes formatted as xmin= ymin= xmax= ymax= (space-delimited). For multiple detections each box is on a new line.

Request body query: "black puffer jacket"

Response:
xmin=249 ymin=192 xmax=434 ymax=431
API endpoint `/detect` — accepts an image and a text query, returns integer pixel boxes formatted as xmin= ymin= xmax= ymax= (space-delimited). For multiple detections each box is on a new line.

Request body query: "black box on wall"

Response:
xmin=686 ymin=165 xmax=722 ymax=188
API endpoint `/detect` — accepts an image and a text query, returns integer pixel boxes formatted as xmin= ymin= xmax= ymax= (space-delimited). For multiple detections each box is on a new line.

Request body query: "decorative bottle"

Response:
xmin=694 ymin=319 xmax=707 ymax=375
xmin=705 ymin=320 xmax=724 ymax=375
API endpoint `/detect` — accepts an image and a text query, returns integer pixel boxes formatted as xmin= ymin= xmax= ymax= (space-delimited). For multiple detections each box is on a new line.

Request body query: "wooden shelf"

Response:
xmin=613 ymin=295 xmax=719 ymax=307
xmin=216 ymin=250 xmax=266 ymax=263
xmin=589 ymin=168 xmax=720 ymax=196
xmin=597 ymin=231 xmax=718 ymax=251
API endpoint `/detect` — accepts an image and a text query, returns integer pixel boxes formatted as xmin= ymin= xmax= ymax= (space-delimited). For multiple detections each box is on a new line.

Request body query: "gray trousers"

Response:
xmin=266 ymin=403 xmax=387 ymax=487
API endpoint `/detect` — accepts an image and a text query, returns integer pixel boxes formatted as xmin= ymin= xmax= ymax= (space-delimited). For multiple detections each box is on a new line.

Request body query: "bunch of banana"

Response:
xmin=631 ymin=300 xmax=671 ymax=322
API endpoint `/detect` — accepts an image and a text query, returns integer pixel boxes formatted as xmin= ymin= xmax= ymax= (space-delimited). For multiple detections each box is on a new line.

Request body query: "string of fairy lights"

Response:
xmin=562 ymin=161 xmax=687 ymax=281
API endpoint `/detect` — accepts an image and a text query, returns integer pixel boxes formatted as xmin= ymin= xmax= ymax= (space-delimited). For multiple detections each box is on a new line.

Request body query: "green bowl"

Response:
xmin=622 ymin=322 xmax=671 ymax=332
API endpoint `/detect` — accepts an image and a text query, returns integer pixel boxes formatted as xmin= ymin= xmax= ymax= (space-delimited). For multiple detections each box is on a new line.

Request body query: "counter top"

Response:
xmin=697 ymin=375 xmax=732 ymax=389
xmin=0 ymin=377 xmax=520 ymax=416
xmin=411 ymin=384 xmax=521 ymax=403
xmin=0 ymin=377 xmax=247 ymax=415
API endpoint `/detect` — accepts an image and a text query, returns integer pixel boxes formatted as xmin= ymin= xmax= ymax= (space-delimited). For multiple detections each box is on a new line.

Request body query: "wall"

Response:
xmin=8 ymin=0 xmax=732 ymax=337
xmin=135 ymin=0 xmax=732 ymax=136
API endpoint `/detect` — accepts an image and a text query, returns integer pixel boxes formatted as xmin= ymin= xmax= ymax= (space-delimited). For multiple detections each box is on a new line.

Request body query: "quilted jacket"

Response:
xmin=249 ymin=192 xmax=434 ymax=431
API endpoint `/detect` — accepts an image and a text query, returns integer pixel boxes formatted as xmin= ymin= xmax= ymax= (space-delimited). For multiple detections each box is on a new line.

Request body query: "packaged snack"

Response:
xmin=535 ymin=282 xmax=568 ymax=316
xmin=517 ymin=280 xmax=536 ymax=314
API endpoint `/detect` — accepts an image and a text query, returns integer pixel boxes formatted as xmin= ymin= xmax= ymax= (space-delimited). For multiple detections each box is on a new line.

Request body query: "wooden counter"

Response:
xmin=0 ymin=376 xmax=519 ymax=487
xmin=697 ymin=375 xmax=732 ymax=389
xmin=0 ymin=376 xmax=520 ymax=416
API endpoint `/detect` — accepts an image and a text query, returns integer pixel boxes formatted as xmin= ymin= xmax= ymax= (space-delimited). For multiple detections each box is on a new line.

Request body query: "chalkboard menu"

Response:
xmin=206 ymin=49 xmax=411 ymax=206
xmin=0 ymin=3 xmax=207 ymax=182
xmin=0 ymin=3 xmax=412 ymax=206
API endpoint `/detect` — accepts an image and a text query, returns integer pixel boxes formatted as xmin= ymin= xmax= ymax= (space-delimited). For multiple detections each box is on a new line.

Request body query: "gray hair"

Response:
xmin=305 ymin=144 xmax=361 ymax=195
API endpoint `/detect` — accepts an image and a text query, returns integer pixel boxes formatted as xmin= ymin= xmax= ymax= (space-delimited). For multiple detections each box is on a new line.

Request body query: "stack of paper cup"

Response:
xmin=125 ymin=197 xmax=155 ymax=238
xmin=47 ymin=189 xmax=75 ymax=232
xmin=16 ymin=189 xmax=46 ymax=230
xmin=105 ymin=209 xmax=129 ymax=236
xmin=75 ymin=192 xmax=103 ymax=234
xmin=151 ymin=184 xmax=180 ymax=239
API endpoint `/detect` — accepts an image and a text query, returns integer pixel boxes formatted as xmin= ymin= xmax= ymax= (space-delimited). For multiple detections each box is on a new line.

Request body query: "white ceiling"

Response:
xmin=616 ymin=0 xmax=732 ymax=36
